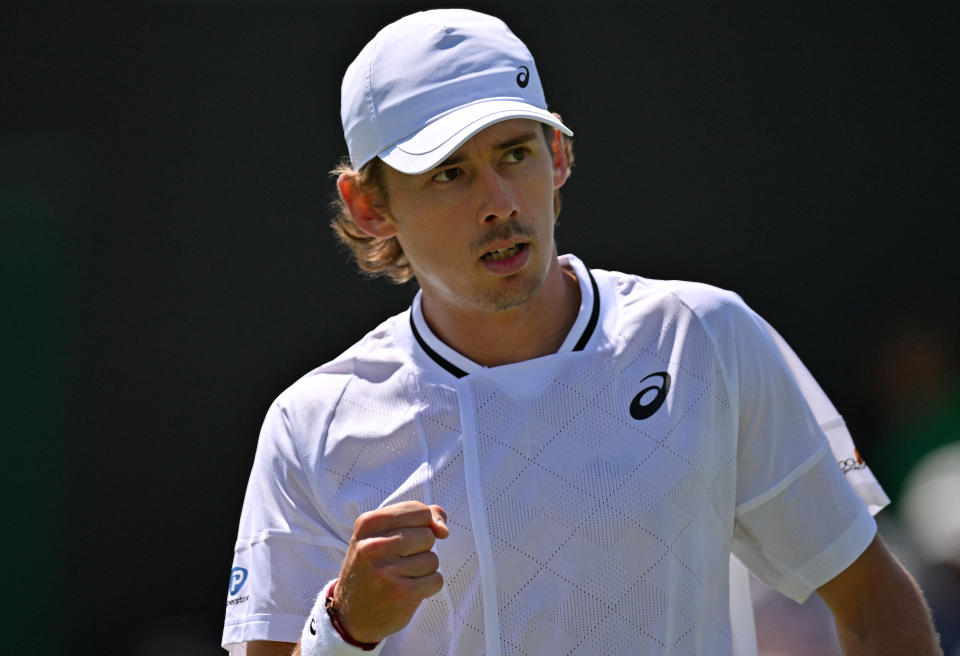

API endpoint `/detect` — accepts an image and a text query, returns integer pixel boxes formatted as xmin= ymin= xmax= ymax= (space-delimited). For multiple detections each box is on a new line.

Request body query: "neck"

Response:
xmin=420 ymin=257 xmax=582 ymax=368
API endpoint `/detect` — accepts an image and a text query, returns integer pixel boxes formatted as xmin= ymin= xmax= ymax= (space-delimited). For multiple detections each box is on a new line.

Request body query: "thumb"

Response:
xmin=429 ymin=505 xmax=449 ymax=539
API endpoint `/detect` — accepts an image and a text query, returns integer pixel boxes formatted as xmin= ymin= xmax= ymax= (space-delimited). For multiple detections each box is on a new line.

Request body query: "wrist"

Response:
xmin=325 ymin=581 xmax=381 ymax=650
xmin=300 ymin=580 xmax=383 ymax=656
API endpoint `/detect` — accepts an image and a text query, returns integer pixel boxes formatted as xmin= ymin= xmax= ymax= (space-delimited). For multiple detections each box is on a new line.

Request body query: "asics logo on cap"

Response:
xmin=517 ymin=65 xmax=530 ymax=88
xmin=630 ymin=372 xmax=671 ymax=420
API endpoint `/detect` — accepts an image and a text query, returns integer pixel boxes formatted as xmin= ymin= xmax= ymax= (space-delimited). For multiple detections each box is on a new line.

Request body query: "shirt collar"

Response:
xmin=409 ymin=254 xmax=600 ymax=379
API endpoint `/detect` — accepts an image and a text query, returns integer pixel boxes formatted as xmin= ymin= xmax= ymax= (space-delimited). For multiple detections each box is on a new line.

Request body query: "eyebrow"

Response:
xmin=432 ymin=132 xmax=539 ymax=170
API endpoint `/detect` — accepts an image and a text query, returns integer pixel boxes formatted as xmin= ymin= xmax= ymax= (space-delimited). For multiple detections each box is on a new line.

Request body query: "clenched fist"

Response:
xmin=332 ymin=501 xmax=449 ymax=644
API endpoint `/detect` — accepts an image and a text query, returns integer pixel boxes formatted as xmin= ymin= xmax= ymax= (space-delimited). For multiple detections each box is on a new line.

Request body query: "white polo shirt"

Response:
xmin=223 ymin=254 xmax=887 ymax=655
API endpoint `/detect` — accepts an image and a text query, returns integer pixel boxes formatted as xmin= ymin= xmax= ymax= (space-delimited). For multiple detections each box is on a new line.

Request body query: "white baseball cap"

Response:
xmin=340 ymin=9 xmax=573 ymax=175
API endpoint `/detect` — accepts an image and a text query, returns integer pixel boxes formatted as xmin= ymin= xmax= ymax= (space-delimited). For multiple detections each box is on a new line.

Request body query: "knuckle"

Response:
xmin=354 ymin=510 xmax=378 ymax=534
xmin=411 ymin=526 xmax=436 ymax=550
xmin=389 ymin=500 xmax=429 ymax=517
xmin=392 ymin=526 xmax=432 ymax=554
xmin=355 ymin=536 xmax=389 ymax=561
xmin=379 ymin=559 xmax=406 ymax=580
xmin=425 ymin=572 xmax=444 ymax=596
xmin=419 ymin=523 xmax=437 ymax=539
xmin=406 ymin=505 xmax=433 ymax=523
xmin=397 ymin=572 xmax=416 ymax=590
xmin=368 ymin=564 xmax=413 ymax=602
xmin=371 ymin=563 xmax=398 ymax=588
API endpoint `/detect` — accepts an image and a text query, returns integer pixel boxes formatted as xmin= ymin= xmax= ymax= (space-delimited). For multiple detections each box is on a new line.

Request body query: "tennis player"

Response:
xmin=223 ymin=9 xmax=941 ymax=656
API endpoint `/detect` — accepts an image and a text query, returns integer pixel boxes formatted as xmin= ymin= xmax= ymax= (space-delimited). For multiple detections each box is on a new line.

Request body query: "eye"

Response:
xmin=503 ymin=147 xmax=528 ymax=163
xmin=432 ymin=167 xmax=461 ymax=183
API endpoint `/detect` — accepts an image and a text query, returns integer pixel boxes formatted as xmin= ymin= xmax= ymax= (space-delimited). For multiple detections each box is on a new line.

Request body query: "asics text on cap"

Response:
xmin=340 ymin=9 xmax=573 ymax=175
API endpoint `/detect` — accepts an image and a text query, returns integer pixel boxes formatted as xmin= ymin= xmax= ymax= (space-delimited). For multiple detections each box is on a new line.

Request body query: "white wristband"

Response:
xmin=299 ymin=580 xmax=385 ymax=656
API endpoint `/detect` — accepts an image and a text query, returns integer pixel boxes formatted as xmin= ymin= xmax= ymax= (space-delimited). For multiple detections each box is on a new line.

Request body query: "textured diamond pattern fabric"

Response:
xmin=458 ymin=313 xmax=737 ymax=656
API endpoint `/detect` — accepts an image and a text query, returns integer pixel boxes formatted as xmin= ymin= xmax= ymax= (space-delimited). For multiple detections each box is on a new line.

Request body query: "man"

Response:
xmin=223 ymin=9 xmax=940 ymax=656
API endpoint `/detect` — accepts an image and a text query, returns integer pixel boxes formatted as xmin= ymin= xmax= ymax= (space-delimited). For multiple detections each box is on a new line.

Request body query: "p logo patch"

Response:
xmin=229 ymin=567 xmax=248 ymax=596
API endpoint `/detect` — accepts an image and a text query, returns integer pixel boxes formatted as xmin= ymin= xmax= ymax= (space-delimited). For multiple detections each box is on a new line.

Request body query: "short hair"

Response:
xmin=330 ymin=122 xmax=574 ymax=284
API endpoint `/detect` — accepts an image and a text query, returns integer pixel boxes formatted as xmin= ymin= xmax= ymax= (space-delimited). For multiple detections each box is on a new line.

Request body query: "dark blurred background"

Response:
xmin=2 ymin=2 xmax=957 ymax=654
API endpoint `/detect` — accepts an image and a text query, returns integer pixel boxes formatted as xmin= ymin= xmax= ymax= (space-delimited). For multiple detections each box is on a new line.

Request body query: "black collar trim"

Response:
xmin=410 ymin=266 xmax=600 ymax=378
xmin=409 ymin=314 xmax=468 ymax=378
xmin=572 ymin=268 xmax=600 ymax=351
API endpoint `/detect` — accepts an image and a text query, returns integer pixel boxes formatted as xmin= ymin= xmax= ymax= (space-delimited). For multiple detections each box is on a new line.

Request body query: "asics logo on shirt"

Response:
xmin=630 ymin=372 xmax=671 ymax=420
xmin=309 ymin=617 xmax=318 ymax=635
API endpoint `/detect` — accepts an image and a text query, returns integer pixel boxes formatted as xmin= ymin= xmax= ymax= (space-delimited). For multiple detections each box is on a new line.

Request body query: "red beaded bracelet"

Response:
xmin=324 ymin=581 xmax=380 ymax=651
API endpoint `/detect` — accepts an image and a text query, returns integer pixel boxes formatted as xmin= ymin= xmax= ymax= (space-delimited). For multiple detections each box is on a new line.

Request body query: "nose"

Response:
xmin=475 ymin=165 xmax=517 ymax=224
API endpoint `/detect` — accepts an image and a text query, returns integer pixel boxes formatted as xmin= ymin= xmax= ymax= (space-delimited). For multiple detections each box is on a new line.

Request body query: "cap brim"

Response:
xmin=378 ymin=99 xmax=573 ymax=175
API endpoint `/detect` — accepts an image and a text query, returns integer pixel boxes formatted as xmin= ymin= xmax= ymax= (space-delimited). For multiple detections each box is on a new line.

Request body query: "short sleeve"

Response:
xmin=754 ymin=314 xmax=890 ymax=515
xmin=222 ymin=400 xmax=349 ymax=648
xmin=707 ymin=296 xmax=877 ymax=603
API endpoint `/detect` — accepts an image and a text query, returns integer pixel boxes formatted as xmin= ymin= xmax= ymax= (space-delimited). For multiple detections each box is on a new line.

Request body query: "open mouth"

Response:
xmin=481 ymin=243 xmax=527 ymax=261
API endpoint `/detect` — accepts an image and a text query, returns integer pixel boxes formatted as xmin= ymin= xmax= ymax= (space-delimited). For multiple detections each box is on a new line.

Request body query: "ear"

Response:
xmin=549 ymin=113 xmax=571 ymax=190
xmin=337 ymin=172 xmax=397 ymax=239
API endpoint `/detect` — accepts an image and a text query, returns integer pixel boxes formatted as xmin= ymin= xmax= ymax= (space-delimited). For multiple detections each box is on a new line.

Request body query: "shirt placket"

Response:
xmin=455 ymin=376 xmax=502 ymax=656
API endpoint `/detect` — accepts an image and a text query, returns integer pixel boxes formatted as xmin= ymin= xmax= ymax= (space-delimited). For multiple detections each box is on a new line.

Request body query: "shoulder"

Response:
xmin=593 ymin=267 xmax=758 ymax=334
xmin=245 ymin=310 xmax=416 ymax=494
xmin=269 ymin=311 xmax=413 ymax=437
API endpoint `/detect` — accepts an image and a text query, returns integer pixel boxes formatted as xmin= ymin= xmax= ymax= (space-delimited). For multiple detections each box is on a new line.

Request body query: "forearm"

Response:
xmin=820 ymin=536 xmax=942 ymax=656
xmin=834 ymin=573 xmax=941 ymax=656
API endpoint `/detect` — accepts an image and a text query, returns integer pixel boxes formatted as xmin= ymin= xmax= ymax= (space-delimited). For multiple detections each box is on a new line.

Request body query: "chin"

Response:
xmin=474 ymin=268 xmax=549 ymax=312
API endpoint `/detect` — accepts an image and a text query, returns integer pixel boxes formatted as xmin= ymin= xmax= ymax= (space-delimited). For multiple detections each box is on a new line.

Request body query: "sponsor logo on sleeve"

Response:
xmin=229 ymin=567 xmax=248 ymax=595
xmin=839 ymin=449 xmax=867 ymax=474
xmin=226 ymin=567 xmax=250 ymax=606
